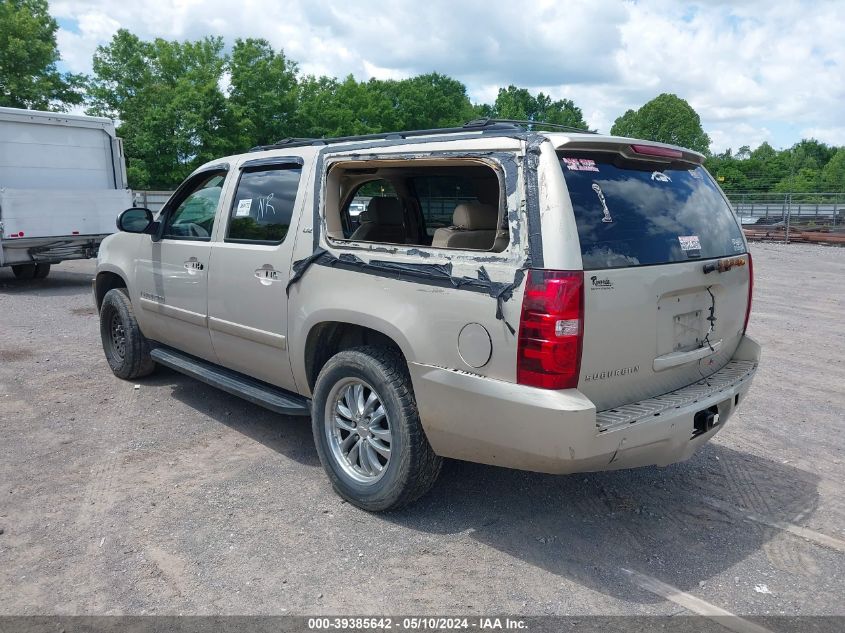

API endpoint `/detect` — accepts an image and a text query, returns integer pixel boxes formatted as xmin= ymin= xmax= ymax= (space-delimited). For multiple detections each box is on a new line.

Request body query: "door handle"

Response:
xmin=255 ymin=265 xmax=281 ymax=286
xmin=653 ymin=340 xmax=723 ymax=371
xmin=183 ymin=258 xmax=205 ymax=271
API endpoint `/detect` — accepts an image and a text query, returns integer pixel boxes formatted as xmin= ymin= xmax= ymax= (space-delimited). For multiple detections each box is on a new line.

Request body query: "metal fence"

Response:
xmin=726 ymin=192 xmax=845 ymax=245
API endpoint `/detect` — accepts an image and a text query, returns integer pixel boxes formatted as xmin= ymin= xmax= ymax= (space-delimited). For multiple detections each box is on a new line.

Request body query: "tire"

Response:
xmin=99 ymin=288 xmax=156 ymax=380
xmin=11 ymin=264 xmax=36 ymax=280
xmin=312 ymin=346 xmax=443 ymax=511
xmin=33 ymin=263 xmax=51 ymax=279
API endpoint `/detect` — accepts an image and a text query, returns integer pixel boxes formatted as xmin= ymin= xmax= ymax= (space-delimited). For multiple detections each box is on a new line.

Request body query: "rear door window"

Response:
xmin=227 ymin=165 xmax=302 ymax=244
xmin=559 ymin=153 xmax=745 ymax=269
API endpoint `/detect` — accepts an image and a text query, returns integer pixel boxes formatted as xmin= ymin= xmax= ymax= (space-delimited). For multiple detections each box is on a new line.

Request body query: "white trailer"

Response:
xmin=0 ymin=106 xmax=132 ymax=279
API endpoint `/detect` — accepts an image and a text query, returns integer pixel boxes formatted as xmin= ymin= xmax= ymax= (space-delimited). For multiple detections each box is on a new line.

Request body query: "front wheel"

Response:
xmin=99 ymin=288 xmax=156 ymax=380
xmin=312 ymin=346 xmax=442 ymax=511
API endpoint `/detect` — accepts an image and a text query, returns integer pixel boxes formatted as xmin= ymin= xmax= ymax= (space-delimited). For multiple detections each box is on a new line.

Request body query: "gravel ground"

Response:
xmin=0 ymin=243 xmax=843 ymax=619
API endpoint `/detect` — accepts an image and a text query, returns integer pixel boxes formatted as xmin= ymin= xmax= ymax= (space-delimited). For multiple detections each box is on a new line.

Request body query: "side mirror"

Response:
xmin=117 ymin=207 xmax=156 ymax=234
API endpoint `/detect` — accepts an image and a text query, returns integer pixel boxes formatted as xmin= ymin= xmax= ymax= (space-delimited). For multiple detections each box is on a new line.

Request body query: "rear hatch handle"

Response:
xmin=653 ymin=340 xmax=723 ymax=371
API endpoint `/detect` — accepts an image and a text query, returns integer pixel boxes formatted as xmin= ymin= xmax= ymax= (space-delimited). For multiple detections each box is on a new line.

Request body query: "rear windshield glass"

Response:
xmin=559 ymin=153 xmax=745 ymax=269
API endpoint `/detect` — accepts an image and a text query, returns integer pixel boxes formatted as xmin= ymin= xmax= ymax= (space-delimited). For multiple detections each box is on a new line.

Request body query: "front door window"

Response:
xmin=162 ymin=172 xmax=227 ymax=241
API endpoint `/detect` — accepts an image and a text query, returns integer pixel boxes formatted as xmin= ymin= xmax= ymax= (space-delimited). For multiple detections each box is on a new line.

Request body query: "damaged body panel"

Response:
xmin=286 ymin=136 xmax=531 ymax=395
xmin=551 ymin=137 xmax=754 ymax=411
xmin=575 ymin=262 xmax=748 ymax=411
xmin=95 ymin=121 xmax=759 ymax=509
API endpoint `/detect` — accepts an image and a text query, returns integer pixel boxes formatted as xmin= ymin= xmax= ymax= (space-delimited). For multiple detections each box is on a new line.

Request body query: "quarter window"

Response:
xmin=412 ymin=175 xmax=481 ymax=237
xmin=331 ymin=163 xmax=506 ymax=252
xmin=227 ymin=165 xmax=303 ymax=243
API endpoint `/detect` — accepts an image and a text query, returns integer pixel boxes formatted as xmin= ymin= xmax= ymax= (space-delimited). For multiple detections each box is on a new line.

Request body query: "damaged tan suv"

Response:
xmin=95 ymin=119 xmax=760 ymax=510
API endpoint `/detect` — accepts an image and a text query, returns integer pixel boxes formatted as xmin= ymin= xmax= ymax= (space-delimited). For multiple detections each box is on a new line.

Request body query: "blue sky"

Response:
xmin=50 ymin=0 xmax=845 ymax=152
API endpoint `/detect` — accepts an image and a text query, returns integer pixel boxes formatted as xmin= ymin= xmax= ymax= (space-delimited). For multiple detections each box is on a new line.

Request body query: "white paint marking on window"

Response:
xmin=621 ymin=568 xmax=775 ymax=633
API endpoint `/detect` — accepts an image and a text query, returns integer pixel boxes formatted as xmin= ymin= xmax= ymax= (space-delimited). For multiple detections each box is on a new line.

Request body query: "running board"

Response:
xmin=150 ymin=346 xmax=310 ymax=416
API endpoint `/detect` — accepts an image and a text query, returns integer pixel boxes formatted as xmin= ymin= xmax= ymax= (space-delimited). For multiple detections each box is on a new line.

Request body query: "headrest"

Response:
xmin=452 ymin=201 xmax=498 ymax=230
xmin=364 ymin=197 xmax=404 ymax=225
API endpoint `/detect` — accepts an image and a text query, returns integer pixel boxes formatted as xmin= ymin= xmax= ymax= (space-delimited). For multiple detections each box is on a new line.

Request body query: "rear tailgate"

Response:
xmin=558 ymin=149 xmax=751 ymax=411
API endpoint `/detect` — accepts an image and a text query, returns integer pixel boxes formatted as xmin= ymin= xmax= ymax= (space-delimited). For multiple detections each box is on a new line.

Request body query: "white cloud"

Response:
xmin=801 ymin=126 xmax=845 ymax=147
xmin=51 ymin=0 xmax=845 ymax=151
xmin=361 ymin=61 xmax=407 ymax=82
xmin=709 ymin=124 xmax=773 ymax=155
xmin=55 ymin=11 xmax=120 ymax=72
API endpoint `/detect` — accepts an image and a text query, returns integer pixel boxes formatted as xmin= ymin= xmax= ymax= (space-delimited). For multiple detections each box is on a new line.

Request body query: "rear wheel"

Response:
xmin=99 ymin=288 xmax=156 ymax=380
xmin=11 ymin=264 xmax=36 ymax=280
xmin=312 ymin=346 xmax=442 ymax=511
xmin=33 ymin=263 xmax=51 ymax=279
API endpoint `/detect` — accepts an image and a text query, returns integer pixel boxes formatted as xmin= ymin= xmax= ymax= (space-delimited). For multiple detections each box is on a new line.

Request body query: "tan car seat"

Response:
xmin=349 ymin=197 xmax=406 ymax=243
xmin=431 ymin=201 xmax=506 ymax=251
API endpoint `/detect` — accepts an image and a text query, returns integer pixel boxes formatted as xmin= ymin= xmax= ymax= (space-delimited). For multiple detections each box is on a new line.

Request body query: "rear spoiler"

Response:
xmin=552 ymin=136 xmax=704 ymax=168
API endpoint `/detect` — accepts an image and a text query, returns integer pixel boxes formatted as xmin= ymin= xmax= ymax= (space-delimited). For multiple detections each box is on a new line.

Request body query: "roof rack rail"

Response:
xmin=273 ymin=137 xmax=317 ymax=146
xmin=249 ymin=137 xmax=316 ymax=152
xmin=247 ymin=117 xmax=591 ymax=153
xmin=469 ymin=118 xmax=596 ymax=134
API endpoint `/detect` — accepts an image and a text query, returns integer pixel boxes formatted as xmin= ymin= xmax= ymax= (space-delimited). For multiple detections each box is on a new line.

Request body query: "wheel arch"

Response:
xmin=302 ymin=318 xmax=412 ymax=395
xmin=94 ymin=268 xmax=128 ymax=309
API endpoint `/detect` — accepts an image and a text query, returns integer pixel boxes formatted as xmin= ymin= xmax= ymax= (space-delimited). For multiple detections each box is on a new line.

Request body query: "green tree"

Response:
xmin=610 ymin=93 xmax=710 ymax=154
xmin=292 ymin=75 xmax=395 ymax=138
xmin=290 ymin=75 xmax=340 ymax=138
xmin=228 ymin=38 xmax=299 ymax=148
xmin=88 ymin=30 xmax=236 ymax=188
xmin=750 ymin=142 xmax=777 ymax=162
xmin=0 ymin=0 xmax=85 ymax=110
xmin=705 ymin=144 xmax=785 ymax=193
xmin=747 ymin=142 xmax=790 ymax=191
xmin=384 ymin=73 xmax=475 ymax=130
xmin=774 ymin=167 xmax=821 ymax=193
xmin=764 ymin=139 xmax=835 ymax=194
xmin=86 ymin=30 xmax=153 ymax=120
xmin=704 ymin=147 xmax=732 ymax=172
xmin=701 ymin=139 xmax=845 ymax=194
xmin=714 ymin=163 xmax=750 ymax=192
xmin=787 ymin=139 xmax=835 ymax=172
xmin=291 ymin=72 xmax=477 ymax=139
xmin=338 ymin=78 xmax=396 ymax=133
xmin=490 ymin=85 xmax=588 ymax=129
xmin=820 ymin=148 xmax=845 ymax=192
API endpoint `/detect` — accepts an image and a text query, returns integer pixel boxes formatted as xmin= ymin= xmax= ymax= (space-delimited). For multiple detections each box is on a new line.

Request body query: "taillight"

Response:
xmin=743 ymin=253 xmax=753 ymax=333
xmin=517 ymin=270 xmax=584 ymax=389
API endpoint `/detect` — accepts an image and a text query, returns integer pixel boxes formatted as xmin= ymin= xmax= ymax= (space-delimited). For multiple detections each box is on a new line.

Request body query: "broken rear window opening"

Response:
xmin=326 ymin=161 xmax=508 ymax=253
xmin=559 ymin=152 xmax=745 ymax=270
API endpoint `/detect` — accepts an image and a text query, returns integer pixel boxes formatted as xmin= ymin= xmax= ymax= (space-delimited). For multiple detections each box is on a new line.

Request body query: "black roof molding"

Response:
xmin=247 ymin=119 xmax=595 ymax=153
xmin=470 ymin=118 xmax=597 ymax=134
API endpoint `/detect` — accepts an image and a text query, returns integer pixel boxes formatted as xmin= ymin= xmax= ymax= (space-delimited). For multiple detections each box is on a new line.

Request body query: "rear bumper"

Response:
xmin=410 ymin=335 xmax=761 ymax=474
